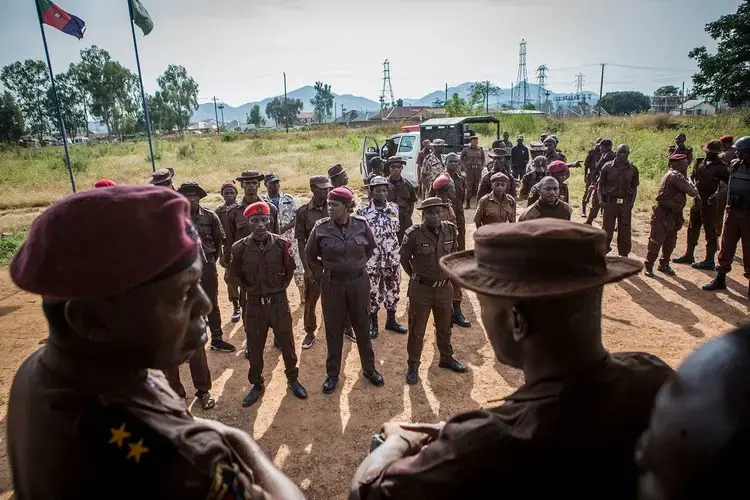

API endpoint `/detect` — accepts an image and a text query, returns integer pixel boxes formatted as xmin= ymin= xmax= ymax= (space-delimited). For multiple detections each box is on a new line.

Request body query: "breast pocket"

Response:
xmin=417 ymin=244 xmax=436 ymax=256
xmin=354 ymin=235 xmax=369 ymax=247
xmin=264 ymin=251 xmax=284 ymax=289
xmin=236 ymin=219 xmax=250 ymax=231
xmin=442 ymin=240 xmax=454 ymax=255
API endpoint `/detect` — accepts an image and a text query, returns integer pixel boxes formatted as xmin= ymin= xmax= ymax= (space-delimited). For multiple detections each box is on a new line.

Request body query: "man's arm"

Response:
xmin=210 ymin=212 xmax=224 ymax=265
xmin=597 ymin=166 xmax=609 ymax=204
xmin=630 ymin=166 xmax=640 ymax=208
xmin=270 ymin=205 xmax=280 ymax=234
xmin=473 ymin=199 xmax=485 ymax=227
xmin=282 ymin=240 xmax=296 ymax=287
xmin=305 ymin=226 xmax=321 ymax=269
xmin=363 ymin=222 xmax=376 ymax=260
xmin=228 ymin=243 xmax=244 ymax=288
xmin=223 ymin=209 xmax=236 ymax=259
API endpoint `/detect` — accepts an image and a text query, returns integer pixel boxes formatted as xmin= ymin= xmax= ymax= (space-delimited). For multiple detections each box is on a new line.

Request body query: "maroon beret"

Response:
xmin=94 ymin=179 xmax=117 ymax=188
xmin=329 ymin=187 xmax=353 ymax=203
xmin=548 ymin=160 xmax=569 ymax=174
xmin=11 ymin=186 xmax=199 ymax=300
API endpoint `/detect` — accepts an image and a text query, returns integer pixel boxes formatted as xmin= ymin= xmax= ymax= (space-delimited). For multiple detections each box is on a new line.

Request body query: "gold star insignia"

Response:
xmin=108 ymin=424 xmax=131 ymax=448
xmin=127 ymin=439 xmax=149 ymax=463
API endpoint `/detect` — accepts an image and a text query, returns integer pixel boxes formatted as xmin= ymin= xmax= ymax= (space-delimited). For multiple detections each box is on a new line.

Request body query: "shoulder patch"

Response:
xmin=313 ymin=217 xmax=330 ymax=229
xmin=208 ymin=463 xmax=251 ymax=499
xmin=404 ymin=225 xmax=419 ymax=237
xmin=352 ymin=214 xmax=367 ymax=221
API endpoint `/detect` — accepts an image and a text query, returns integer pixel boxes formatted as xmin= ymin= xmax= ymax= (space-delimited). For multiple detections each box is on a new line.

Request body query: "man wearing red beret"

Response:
xmin=7 ymin=186 xmax=304 ymax=499
xmin=668 ymin=133 xmax=694 ymax=168
xmin=229 ymin=201 xmax=308 ymax=407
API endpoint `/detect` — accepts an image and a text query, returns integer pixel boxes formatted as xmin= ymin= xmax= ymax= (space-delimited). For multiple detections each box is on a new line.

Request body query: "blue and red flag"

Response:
xmin=37 ymin=0 xmax=86 ymax=39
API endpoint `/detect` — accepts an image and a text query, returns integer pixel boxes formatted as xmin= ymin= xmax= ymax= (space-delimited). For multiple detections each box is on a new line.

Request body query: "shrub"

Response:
xmin=0 ymin=232 xmax=25 ymax=266
xmin=222 ymin=131 xmax=240 ymax=142
xmin=177 ymin=142 xmax=196 ymax=159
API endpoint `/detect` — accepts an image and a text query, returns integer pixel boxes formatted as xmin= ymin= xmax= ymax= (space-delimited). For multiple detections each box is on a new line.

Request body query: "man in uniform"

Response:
xmin=511 ymin=135 xmax=530 ymax=181
xmin=416 ymin=140 xmax=432 ymax=197
xmin=520 ymin=156 xmax=547 ymax=199
xmin=703 ymin=136 xmax=750 ymax=297
xmin=459 ymin=135 xmax=485 ymax=208
xmin=399 ymin=197 xmax=468 ymax=385
xmin=296 ymin=176 xmax=333 ymax=349
xmin=598 ymin=144 xmax=640 ymax=257
xmin=357 ymin=176 xmax=407 ymax=338
xmin=582 ymin=138 xmax=603 ymax=217
xmin=328 ymin=163 xmax=349 ymax=189
xmin=526 ymin=141 xmax=547 ymax=173
xmin=263 ymin=172 xmax=305 ymax=301
xmin=644 ymin=154 xmax=699 ymax=278
xmin=529 ymin=160 xmax=570 ymax=205
xmin=435 ymin=153 xmax=468 ymax=251
xmin=519 ymin=177 xmax=573 ymax=222
xmin=478 ymin=148 xmax=516 ymax=200
xmin=475 ymin=172 xmax=517 ymax=227
xmin=585 ymin=139 xmax=616 ymax=225
xmin=7 ymin=186 xmax=305 ymax=499
xmin=148 ymin=167 xmax=175 ymax=188
xmin=717 ymin=135 xmax=736 ymax=236
xmin=215 ymin=180 xmax=241 ymax=323
xmin=668 ymin=133 xmax=694 ymax=167
xmin=500 ymin=131 xmax=513 ymax=151
xmin=386 ymin=156 xmax=418 ymax=244
xmin=229 ymin=201 xmax=308 ymax=407
xmin=351 ymin=220 xmax=670 ymax=499
xmin=365 ymin=157 xmax=387 ymax=192
xmin=420 ymin=139 xmax=447 ymax=198
xmin=672 ymin=140 xmax=729 ymax=269
xmin=543 ymin=136 xmax=566 ymax=163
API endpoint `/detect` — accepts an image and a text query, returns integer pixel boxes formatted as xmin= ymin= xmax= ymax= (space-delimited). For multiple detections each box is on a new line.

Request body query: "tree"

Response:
xmin=432 ymin=98 xmax=446 ymax=108
xmin=651 ymin=85 xmax=682 ymax=113
xmin=445 ymin=93 xmax=470 ymax=117
xmin=396 ymin=98 xmax=404 ymax=107
xmin=147 ymin=91 xmax=179 ymax=132
xmin=247 ymin=104 xmax=266 ymax=128
xmin=0 ymin=92 xmax=25 ymax=143
xmin=689 ymin=1 xmax=750 ymax=107
xmin=157 ymin=65 xmax=199 ymax=132
xmin=47 ymin=69 xmax=88 ymax=137
xmin=654 ymin=85 xmax=680 ymax=96
xmin=522 ymin=103 xmax=537 ymax=110
xmin=265 ymin=97 xmax=303 ymax=129
xmin=310 ymin=81 xmax=334 ymax=123
xmin=599 ymin=91 xmax=651 ymax=115
xmin=469 ymin=81 xmax=500 ymax=113
xmin=0 ymin=60 xmax=50 ymax=139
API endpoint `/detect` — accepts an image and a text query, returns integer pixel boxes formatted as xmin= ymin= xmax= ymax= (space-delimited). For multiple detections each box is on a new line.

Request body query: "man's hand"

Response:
xmin=707 ymin=193 xmax=714 ymax=204
xmin=382 ymin=422 xmax=431 ymax=455
xmin=399 ymin=421 xmax=446 ymax=442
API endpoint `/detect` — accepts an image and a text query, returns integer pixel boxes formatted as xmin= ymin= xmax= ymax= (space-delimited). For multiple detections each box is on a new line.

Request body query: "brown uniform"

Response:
xmin=583 ymin=147 xmax=602 ymax=204
xmin=351 ymin=353 xmax=673 ymax=500
xmin=230 ymin=234 xmax=298 ymax=386
xmin=477 ymin=168 xmax=518 ymax=200
xmin=668 ymin=144 xmax=694 ymax=167
xmin=295 ymin=199 xmax=327 ymax=333
xmin=586 ymin=151 xmax=617 ymax=223
xmin=459 ymin=145 xmax=485 ymax=201
xmin=529 ymin=181 xmax=569 ymax=205
xmin=519 ymin=200 xmax=573 ymax=221
xmin=306 ymin=215 xmax=377 ymax=378
xmin=598 ymin=160 xmax=640 ymax=256
xmin=474 ymin=192 xmax=517 ymax=226
xmin=215 ymin=202 xmax=239 ymax=303
xmin=387 ymin=177 xmax=418 ymax=244
xmin=8 ymin=341 xmax=271 ymax=499
xmin=716 ymin=159 xmax=750 ymax=278
xmin=686 ymin=158 xmax=729 ymax=257
xmin=646 ymin=170 xmax=699 ymax=267
xmin=520 ymin=171 xmax=545 ymax=199
xmin=430 ymin=172 xmax=467 ymax=251
xmin=399 ymin=222 xmax=458 ymax=367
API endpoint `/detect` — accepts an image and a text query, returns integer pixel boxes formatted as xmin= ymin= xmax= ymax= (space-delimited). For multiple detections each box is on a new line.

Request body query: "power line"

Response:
xmin=607 ymin=63 xmax=694 ymax=72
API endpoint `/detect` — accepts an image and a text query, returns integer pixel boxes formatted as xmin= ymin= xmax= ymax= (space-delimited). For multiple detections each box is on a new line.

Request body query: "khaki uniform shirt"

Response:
xmin=655 ymin=170 xmax=698 ymax=213
xmin=351 ymin=353 xmax=673 ymax=500
xmin=399 ymin=222 xmax=457 ymax=282
xmin=459 ymin=146 xmax=485 ymax=171
xmin=477 ymin=166 xmax=518 ymax=200
xmin=229 ymin=233 xmax=295 ymax=296
xmin=598 ymin=161 xmax=640 ymax=202
xmin=584 ymin=147 xmax=602 ymax=182
xmin=294 ymin=199 xmax=327 ymax=243
xmin=474 ymin=192 xmax=516 ymax=226
xmin=519 ymin=200 xmax=573 ymax=221
xmin=224 ymin=197 xmax=280 ymax=258
xmin=191 ymin=206 xmax=224 ymax=260
xmin=306 ymin=215 xmax=376 ymax=273
xmin=214 ymin=201 xmax=236 ymax=236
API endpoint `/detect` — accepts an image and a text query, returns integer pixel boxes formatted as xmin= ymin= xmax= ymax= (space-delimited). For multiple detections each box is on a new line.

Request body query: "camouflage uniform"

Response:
xmin=356 ymin=200 xmax=401 ymax=315
xmin=421 ymin=153 xmax=446 ymax=195
xmin=263 ymin=193 xmax=304 ymax=296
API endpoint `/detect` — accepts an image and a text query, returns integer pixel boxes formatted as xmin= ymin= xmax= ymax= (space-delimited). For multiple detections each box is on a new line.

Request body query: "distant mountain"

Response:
xmin=404 ymin=82 xmax=599 ymax=107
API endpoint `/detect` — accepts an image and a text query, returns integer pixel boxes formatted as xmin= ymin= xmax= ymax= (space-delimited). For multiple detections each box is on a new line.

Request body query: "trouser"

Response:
xmin=164 ymin=347 xmax=212 ymax=397
xmin=398 ymin=210 xmax=412 ymax=245
xmin=303 ymin=273 xmax=322 ymax=332
xmin=686 ymin=198 xmax=718 ymax=256
xmin=407 ymin=281 xmax=454 ymax=366
xmin=512 ymin=165 xmax=525 ymax=180
xmin=367 ymin=265 xmax=401 ymax=313
xmin=582 ymin=178 xmax=591 ymax=206
xmin=717 ymin=195 xmax=728 ymax=238
xmin=646 ymin=206 xmax=683 ymax=267
xmin=224 ymin=267 xmax=240 ymax=302
xmin=455 ymin=210 xmax=466 ymax=251
xmin=321 ymin=270 xmax=376 ymax=378
xmin=716 ymin=208 xmax=750 ymax=278
xmin=465 ymin=167 xmax=482 ymax=202
xmin=585 ymin=194 xmax=601 ymax=224
xmin=602 ymin=202 xmax=633 ymax=256
xmin=202 ymin=258 xmax=223 ymax=340
xmin=245 ymin=293 xmax=299 ymax=385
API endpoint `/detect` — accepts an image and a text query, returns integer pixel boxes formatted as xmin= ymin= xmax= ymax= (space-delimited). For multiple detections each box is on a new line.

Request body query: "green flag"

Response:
xmin=130 ymin=0 xmax=153 ymax=35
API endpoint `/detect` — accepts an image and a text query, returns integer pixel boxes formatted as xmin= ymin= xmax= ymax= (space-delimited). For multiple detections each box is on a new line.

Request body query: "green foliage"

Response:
xmin=469 ymin=82 xmax=500 ymax=113
xmin=156 ymin=65 xmax=199 ymax=132
xmin=310 ymin=82 xmax=334 ymax=123
xmin=0 ymin=232 xmax=25 ymax=266
xmin=222 ymin=131 xmax=240 ymax=142
xmin=247 ymin=104 xmax=266 ymax=128
xmin=654 ymin=85 xmax=680 ymax=97
xmin=445 ymin=93 xmax=470 ymax=117
xmin=522 ymin=103 xmax=537 ymax=110
xmin=599 ymin=91 xmax=651 ymax=115
xmin=48 ymin=66 xmax=88 ymax=137
xmin=177 ymin=141 xmax=196 ymax=159
xmin=0 ymin=91 xmax=25 ymax=143
xmin=689 ymin=1 xmax=750 ymax=107
xmin=0 ymin=60 xmax=50 ymax=139
xmin=265 ymin=97 xmax=304 ymax=129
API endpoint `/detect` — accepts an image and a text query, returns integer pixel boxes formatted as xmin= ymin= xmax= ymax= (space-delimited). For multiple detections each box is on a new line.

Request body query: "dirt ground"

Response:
xmin=0 ymin=207 xmax=747 ymax=499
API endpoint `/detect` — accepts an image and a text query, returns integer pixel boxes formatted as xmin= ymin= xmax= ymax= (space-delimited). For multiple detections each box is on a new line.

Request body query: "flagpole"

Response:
xmin=34 ymin=0 xmax=76 ymax=193
xmin=127 ymin=0 xmax=156 ymax=173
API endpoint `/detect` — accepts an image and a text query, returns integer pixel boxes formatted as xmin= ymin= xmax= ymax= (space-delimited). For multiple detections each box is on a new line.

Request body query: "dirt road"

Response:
xmin=0 ymin=210 xmax=747 ymax=498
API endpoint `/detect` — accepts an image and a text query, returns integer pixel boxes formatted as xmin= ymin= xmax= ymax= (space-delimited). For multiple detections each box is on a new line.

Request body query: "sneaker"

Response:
xmin=210 ymin=339 xmax=236 ymax=353
xmin=231 ymin=302 xmax=241 ymax=323
xmin=302 ymin=331 xmax=315 ymax=349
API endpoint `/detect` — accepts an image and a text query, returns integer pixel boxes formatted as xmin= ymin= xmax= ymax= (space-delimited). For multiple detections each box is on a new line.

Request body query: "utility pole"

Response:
xmin=598 ymin=63 xmax=606 ymax=117
xmin=510 ymin=81 xmax=514 ymax=109
xmin=213 ymin=96 xmax=220 ymax=135
xmin=445 ymin=83 xmax=448 ymax=106
xmin=283 ymin=72 xmax=288 ymax=133
xmin=516 ymin=39 xmax=529 ymax=107
xmin=680 ymin=81 xmax=685 ymax=115
xmin=218 ymin=103 xmax=225 ymax=130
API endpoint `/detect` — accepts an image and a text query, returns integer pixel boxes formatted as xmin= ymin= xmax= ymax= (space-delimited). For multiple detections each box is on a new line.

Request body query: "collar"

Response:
xmin=241 ymin=196 xmax=261 ymax=207
xmin=308 ymin=199 xmax=326 ymax=211
xmin=191 ymin=205 xmax=207 ymax=219
xmin=246 ymin=233 xmax=278 ymax=252
xmin=490 ymin=192 xmax=508 ymax=204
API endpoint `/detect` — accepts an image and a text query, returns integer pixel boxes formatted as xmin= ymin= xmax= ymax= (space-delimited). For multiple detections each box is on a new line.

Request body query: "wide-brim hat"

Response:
xmin=430 ymin=139 xmax=446 ymax=147
xmin=701 ymin=140 xmax=723 ymax=153
xmin=441 ymin=219 xmax=642 ymax=298
xmin=328 ymin=164 xmax=346 ymax=178
xmin=417 ymin=197 xmax=450 ymax=210
xmin=236 ymin=170 xmax=264 ymax=182
xmin=488 ymin=148 xmax=510 ymax=158
xmin=148 ymin=167 xmax=174 ymax=185
xmin=177 ymin=181 xmax=207 ymax=199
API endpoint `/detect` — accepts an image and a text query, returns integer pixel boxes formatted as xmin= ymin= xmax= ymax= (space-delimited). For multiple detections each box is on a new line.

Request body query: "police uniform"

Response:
xmin=519 ymin=199 xmax=573 ymax=221
xmin=215 ymin=190 xmax=240 ymax=316
xmin=583 ymin=144 xmax=602 ymax=212
xmin=598 ymin=158 xmax=640 ymax=256
xmin=421 ymin=149 xmax=447 ymax=196
xmin=386 ymin=158 xmax=418 ymax=244
xmin=585 ymin=150 xmax=616 ymax=224
xmin=459 ymin=142 xmax=485 ymax=206
xmin=295 ymin=193 xmax=329 ymax=337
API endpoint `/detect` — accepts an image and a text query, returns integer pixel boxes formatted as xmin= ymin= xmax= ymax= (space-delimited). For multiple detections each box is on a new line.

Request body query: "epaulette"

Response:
xmin=352 ymin=214 xmax=367 ymax=222
xmin=404 ymin=225 xmax=419 ymax=237
xmin=313 ymin=217 xmax=330 ymax=228
xmin=442 ymin=220 xmax=458 ymax=232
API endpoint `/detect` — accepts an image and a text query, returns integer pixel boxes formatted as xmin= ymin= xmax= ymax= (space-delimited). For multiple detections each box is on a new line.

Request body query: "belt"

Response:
xmin=248 ymin=291 xmax=286 ymax=305
xmin=324 ymin=269 xmax=364 ymax=281
xmin=413 ymin=275 xmax=450 ymax=288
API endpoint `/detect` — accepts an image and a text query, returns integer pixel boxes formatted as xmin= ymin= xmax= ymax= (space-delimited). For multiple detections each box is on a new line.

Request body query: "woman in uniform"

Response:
xmin=305 ymin=187 xmax=385 ymax=394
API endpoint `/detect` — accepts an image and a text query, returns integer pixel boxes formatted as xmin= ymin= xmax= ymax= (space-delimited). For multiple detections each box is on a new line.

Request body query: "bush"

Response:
xmin=177 ymin=142 xmax=196 ymax=159
xmin=0 ymin=232 xmax=25 ymax=266
xmin=222 ymin=131 xmax=240 ymax=142
xmin=627 ymin=114 xmax=679 ymax=131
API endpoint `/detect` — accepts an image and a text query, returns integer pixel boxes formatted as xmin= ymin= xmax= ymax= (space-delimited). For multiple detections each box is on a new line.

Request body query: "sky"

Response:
xmin=0 ymin=0 xmax=740 ymax=107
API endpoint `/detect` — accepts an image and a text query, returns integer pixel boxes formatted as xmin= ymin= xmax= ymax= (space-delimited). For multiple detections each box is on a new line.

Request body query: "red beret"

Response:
xmin=548 ymin=160 xmax=569 ymax=174
xmin=432 ymin=173 xmax=452 ymax=191
xmin=490 ymin=172 xmax=510 ymax=183
xmin=720 ymin=135 xmax=734 ymax=144
xmin=329 ymin=187 xmax=354 ymax=203
xmin=11 ymin=186 xmax=199 ymax=300
xmin=94 ymin=179 xmax=117 ymax=188
xmin=243 ymin=201 xmax=270 ymax=217
xmin=669 ymin=153 xmax=688 ymax=161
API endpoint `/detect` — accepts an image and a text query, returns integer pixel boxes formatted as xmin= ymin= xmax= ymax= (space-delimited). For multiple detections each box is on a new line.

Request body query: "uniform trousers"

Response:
xmin=321 ymin=270 xmax=376 ymax=378
xmin=367 ymin=265 xmax=401 ymax=313
xmin=224 ymin=267 xmax=240 ymax=302
xmin=407 ymin=281 xmax=454 ymax=366
xmin=686 ymin=199 xmax=718 ymax=256
xmin=303 ymin=273 xmax=352 ymax=334
xmin=716 ymin=208 xmax=750 ymax=278
xmin=164 ymin=347 xmax=212 ymax=397
xmin=465 ymin=167 xmax=482 ymax=202
xmin=455 ymin=210 xmax=466 ymax=251
xmin=717 ymin=196 xmax=728 ymax=237
xmin=646 ymin=206 xmax=683 ymax=267
xmin=245 ymin=293 xmax=299 ymax=385
xmin=398 ymin=211 xmax=412 ymax=246
xmin=201 ymin=258 xmax=223 ymax=340
xmin=602 ymin=202 xmax=634 ymax=256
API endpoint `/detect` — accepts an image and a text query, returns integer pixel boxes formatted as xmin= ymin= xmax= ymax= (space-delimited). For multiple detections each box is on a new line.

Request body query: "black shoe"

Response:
xmin=464 ymin=200 xmax=471 ymax=210
xmin=288 ymin=380 xmax=308 ymax=399
xmin=385 ymin=310 xmax=407 ymax=334
xmin=322 ymin=376 xmax=339 ymax=394
xmin=344 ymin=327 xmax=356 ymax=342
xmin=273 ymin=337 xmax=280 ymax=349
xmin=363 ymin=369 xmax=384 ymax=387
xmin=581 ymin=206 xmax=587 ymax=217
xmin=644 ymin=263 xmax=654 ymax=278
xmin=452 ymin=301 xmax=471 ymax=328
xmin=703 ymin=273 xmax=727 ymax=291
xmin=439 ymin=357 xmax=468 ymax=373
xmin=369 ymin=313 xmax=379 ymax=339
xmin=692 ymin=259 xmax=716 ymax=271
xmin=210 ymin=339 xmax=236 ymax=353
xmin=673 ymin=253 xmax=695 ymax=265
xmin=231 ymin=301 xmax=241 ymax=323
xmin=242 ymin=384 xmax=265 ymax=407
xmin=406 ymin=365 xmax=418 ymax=385
xmin=658 ymin=265 xmax=676 ymax=276
xmin=301 ymin=331 xmax=315 ymax=349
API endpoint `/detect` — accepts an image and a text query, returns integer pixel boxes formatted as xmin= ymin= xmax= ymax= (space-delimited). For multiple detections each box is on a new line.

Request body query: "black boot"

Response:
xmin=406 ymin=364 xmax=419 ymax=385
xmin=673 ymin=250 xmax=695 ymax=265
xmin=692 ymin=256 xmax=716 ymax=270
xmin=322 ymin=376 xmax=339 ymax=394
xmin=452 ymin=301 xmax=471 ymax=328
xmin=464 ymin=199 xmax=471 ymax=210
xmin=385 ymin=310 xmax=407 ymax=334
xmin=288 ymin=380 xmax=308 ymax=399
xmin=231 ymin=300 xmax=241 ymax=322
xmin=657 ymin=264 xmax=677 ymax=276
xmin=369 ymin=313 xmax=379 ymax=339
xmin=703 ymin=272 xmax=727 ymax=291
xmin=644 ymin=262 xmax=654 ymax=277
xmin=242 ymin=384 xmax=265 ymax=407
xmin=210 ymin=338 xmax=236 ymax=352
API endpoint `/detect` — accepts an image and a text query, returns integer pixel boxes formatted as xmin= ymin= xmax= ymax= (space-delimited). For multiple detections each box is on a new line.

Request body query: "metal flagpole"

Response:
xmin=127 ymin=0 xmax=156 ymax=173
xmin=34 ymin=0 xmax=76 ymax=193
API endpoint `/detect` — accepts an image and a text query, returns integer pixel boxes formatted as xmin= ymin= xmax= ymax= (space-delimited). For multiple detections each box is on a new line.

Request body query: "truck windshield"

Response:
xmin=398 ymin=135 xmax=415 ymax=153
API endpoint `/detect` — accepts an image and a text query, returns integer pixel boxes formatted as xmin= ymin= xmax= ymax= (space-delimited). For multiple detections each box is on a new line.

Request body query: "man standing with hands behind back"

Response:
xmin=597 ymin=144 xmax=640 ymax=257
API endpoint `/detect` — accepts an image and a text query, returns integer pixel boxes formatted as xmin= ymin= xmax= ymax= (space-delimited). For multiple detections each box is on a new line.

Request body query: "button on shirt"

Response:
xmin=598 ymin=161 xmax=640 ymax=201
xmin=399 ymin=222 xmax=457 ymax=281
xmin=352 ymin=352 xmax=673 ymax=500
xmin=387 ymin=178 xmax=417 ymax=213
xmin=224 ymin=197 xmax=280 ymax=258
xmin=294 ymin=199 xmax=327 ymax=243
xmin=229 ymin=233 xmax=295 ymax=296
xmin=305 ymin=215 xmax=376 ymax=273
xmin=356 ymin=201 xmax=401 ymax=269
xmin=459 ymin=146 xmax=485 ymax=170
xmin=474 ymin=192 xmax=516 ymax=226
